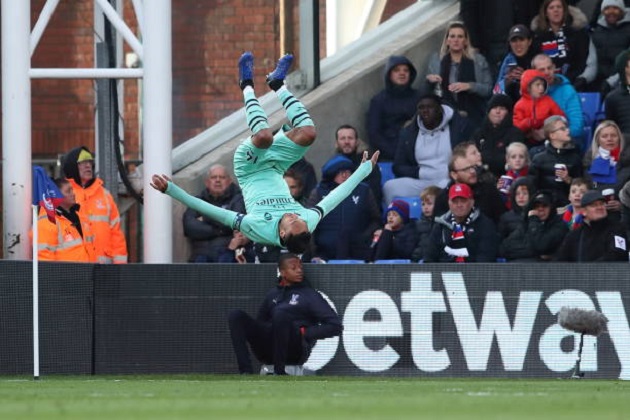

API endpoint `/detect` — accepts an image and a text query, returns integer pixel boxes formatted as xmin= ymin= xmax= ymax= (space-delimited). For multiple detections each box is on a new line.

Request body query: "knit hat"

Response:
xmin=385 ymin=199 xmax=410 ymax=223
xmin=615 ymin=50 xmax=630 ymax=85
xmin=321 ymin=155 xmax=355 ymax=181
xmin=487 ymin=94 xmax=514 ymax=113
xmin=602 ymin=0 xmax=625 ymax=11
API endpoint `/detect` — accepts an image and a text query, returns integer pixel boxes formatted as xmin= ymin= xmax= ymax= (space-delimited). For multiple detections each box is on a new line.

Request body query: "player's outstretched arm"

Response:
xmin=150 ymin=173 xmax=239 ymax=230
xmin=315 ymin=151 xmax=380 ymax=217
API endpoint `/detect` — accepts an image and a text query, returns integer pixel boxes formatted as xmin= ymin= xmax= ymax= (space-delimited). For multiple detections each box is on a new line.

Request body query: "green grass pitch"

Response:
xmin=1 ymin=376 xmax=629 ymax=419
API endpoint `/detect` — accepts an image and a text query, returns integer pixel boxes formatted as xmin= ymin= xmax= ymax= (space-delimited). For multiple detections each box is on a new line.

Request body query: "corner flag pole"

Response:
xmin=32 ymin=204 xmax=40 ymax=379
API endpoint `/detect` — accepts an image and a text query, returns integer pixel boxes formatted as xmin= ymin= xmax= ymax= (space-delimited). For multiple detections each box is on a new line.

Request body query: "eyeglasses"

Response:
xmin=452 ymin=165 xmax=476 ymax=173
xmin=551 ymin=125 xmax=569 ymax=133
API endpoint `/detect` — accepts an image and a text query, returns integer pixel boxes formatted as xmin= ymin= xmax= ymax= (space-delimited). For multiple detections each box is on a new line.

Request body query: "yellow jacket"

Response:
xmin=69 ymin=177 xmax=128 ymax=264
xmin=31 ymin=207 xmax=96 ymax=262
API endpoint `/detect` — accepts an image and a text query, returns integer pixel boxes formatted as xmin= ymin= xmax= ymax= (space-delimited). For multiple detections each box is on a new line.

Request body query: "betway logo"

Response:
xmin=307 ymin=272 xmax=630 ymax=379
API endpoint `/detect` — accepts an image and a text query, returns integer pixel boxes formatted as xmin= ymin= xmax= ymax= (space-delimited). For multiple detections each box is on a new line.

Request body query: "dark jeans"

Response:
xmin=228 ymin=309 xmax=307 ymax=374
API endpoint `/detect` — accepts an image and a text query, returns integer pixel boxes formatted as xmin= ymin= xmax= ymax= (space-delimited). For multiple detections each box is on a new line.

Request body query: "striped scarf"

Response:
xmin=562 ymin=205 xmax=583 ymax=230
xmin=444 ymin=212 xmax=474 ymax=263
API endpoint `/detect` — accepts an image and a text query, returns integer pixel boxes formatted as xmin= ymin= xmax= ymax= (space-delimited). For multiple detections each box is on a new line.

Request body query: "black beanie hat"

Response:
xmin=487 ymin=94 xmax=514 ymax=113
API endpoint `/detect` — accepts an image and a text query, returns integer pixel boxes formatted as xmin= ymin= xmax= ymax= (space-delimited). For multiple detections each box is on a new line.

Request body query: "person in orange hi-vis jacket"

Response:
xmin=31 ymin=177 xmax=97 ymax=262
xmin=62 ymin=146 xmax=128 ymax=264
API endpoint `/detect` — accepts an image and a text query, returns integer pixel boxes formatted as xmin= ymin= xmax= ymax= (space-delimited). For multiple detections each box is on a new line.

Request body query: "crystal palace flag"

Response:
xmin=32 ymin=166 xmax=63 ymax=223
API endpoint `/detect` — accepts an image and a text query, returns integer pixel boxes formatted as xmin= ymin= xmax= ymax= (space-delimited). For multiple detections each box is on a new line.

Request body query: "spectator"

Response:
xmin=591 ymin=0 xmax=630 ymax=95
xmin=425 ymin=21 xmax=493 ymax=141
xmin=589 ymin=0 xmax=630 ymax=26
xmin=306 ymin=155 xmax=381 ymax=262
xmin=62 ymin=146 xmax=128 ymax=264
xmin=555 ymin=190 xmax=629 ymax=261
xmin=227 ymin=253 xmax=342 ymax=375
xmin=498 ymin=142 xmax=531 ymax=206
xmin=584 ymin=120 xmax=630 ymax=220
xmin=452 ymin=141 xmax=496 ymax=185
xmin=372 ymin=199 xmax=419 ymax=261
xmin=531 ymin=54 xmax=585 ymax=149
xmin=531 ymin=0 xmax=595 ymax=89
xmin=513 ymin=69 xmax=566 ymax=149
xmin=182 ymin=164 xmax=246 ymax=263
xmin=500 ymin=190 xmax=568 ymax=261
xmin=31 ymin=178 xmax=96 ymax=262
xmin=287 ymin=157 xmax=317 ymax=201
xmin=472 ymin=94 xmax=526 ymax=177
xmin=283 ymin=169 xmax=309 ymax=205
xmin=494 ymin=25 xmax=538 ymax=103
xmin=619 ymin=178 xmax=630 ymax=233
xmin=605 ymin=49 xmax=630 ymax=133
xmin=559 ymin=177 xmax=591 ymax=230
xmin=529 ymin=116 xmax=583 ymax=206
xmin=367 ymin=55 xmax=421 ymax=161
xmin=497 ymin=177 xmax=536 ymax=239
xmin=383 ymin=94 xmax=459 ymax=205
xmin=334 ymin=124 xmax=382 ymax=204
xmin=424 ymin=183 xmax=499 ymax=262
xmin=434 ymin=154 xmax=506 ymax=223
xmin=411 ymin=185 xmax=441 ymax=262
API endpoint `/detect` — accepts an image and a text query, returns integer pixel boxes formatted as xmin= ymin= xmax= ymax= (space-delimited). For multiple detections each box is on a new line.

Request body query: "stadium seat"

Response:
xmin=326 ymin=259 xmax=365 ymax=264
xmin=374 ymin=259 xmax=411 ymax=264
xmin=393 ymin=195 xmax=422 ymax=220
xmin=378 ymin=162 xmax=395 ymax=187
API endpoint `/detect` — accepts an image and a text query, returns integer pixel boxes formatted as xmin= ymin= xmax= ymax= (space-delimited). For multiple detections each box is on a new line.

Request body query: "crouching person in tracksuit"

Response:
xmin=228 ymin=253 xmax=342 ymax=375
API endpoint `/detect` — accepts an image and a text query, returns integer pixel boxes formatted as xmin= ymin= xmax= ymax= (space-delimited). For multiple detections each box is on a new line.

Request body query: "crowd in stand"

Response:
xmin=181 ymin=0 xmax=630 ymax=264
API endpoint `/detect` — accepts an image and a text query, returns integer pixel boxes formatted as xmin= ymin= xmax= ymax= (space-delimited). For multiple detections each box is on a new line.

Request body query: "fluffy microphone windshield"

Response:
xmin=558 ymin=307 xmax=608 ymax=336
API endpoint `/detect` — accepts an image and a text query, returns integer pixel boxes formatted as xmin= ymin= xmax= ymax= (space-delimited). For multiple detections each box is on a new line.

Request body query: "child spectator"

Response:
xmin=529 ymin=115 xmax=583 ymax=207
xmin=512 ymin=69 xmax=565 ymax=149
xmin=498 ymin=142 xmax=530 ymax=206
xmin=558 ymin=178 xmax=590 ymax=230
xmin=453 ymin=141 xmax=496 ymax=185
xmin=411 ymin=185 xmax=441 ymax=262
xmin=373 ymin=199 xmax=419 ymax=261
xmin=497 ymin=177 xmax=535 ymax=240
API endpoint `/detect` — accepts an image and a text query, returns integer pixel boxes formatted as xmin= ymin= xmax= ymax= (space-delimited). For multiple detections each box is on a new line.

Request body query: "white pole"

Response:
xmin=30 ymin=0 xmax=61 ymax=57
xmin=143 ymin=0 xmax=172 ymax=262
xmin=2 ymin=0 xmax=32 ymax=260
xmin=32 ymin=206 xmax=40 ymax=379
xmin=94 ymin=0 xmax=144 ymax=60
xmin=30 ymin=67 xmax=144 ymax=79
xmin=131 ymin=0 xmax=145 ymax=36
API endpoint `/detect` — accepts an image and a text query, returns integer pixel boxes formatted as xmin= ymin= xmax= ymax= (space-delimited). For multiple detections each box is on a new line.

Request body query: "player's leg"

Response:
xmin=227 ymin=309 xmax=272 ymax=374
xmin=239 ymin=51 xmax=273 ymax=149
xmin=267 ymin=54 xmax=316 ymax=147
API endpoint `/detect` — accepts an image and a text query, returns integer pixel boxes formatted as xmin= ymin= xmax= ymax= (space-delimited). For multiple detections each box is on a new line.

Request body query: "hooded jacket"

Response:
xmin=393 ymin=104 xmax=459 ymax=184
xmin=592 ymin=7 xmax=630 ymax=84
xmin=531 ymin=6 xmax=591 ymax=83
xmin=497 ymin=176 xmax=536 ymax=239
xmin=62 ymin=146 xmax=128 ymax=264
xmin=424 ymin=207 xmax=499 ymax=262
xmin=605 ymin=50 xmax=630 ymax=133
xmin=513 ymin=70 xmax=566 ymax=137
xmin=31 ymin=205 xmax=96 ymax=262
xmin=547 ymin=74 xmax=584 ymax=141
xmin=555 ymin=215 xmax=629 ymax=261
xmin=182 ymin=182 xmax=245 ymax=262
xmin=367 ymin=56 xmax=421 ymax=161
xmin=472 ymin=96 xmax=526 ymax=176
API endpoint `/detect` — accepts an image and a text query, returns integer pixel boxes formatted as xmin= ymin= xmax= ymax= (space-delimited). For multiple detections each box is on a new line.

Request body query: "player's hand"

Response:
xmin=361 ymin=150 xmax=380 ymax=168
xmin=150 ymin=174 xmax=171 ymax=193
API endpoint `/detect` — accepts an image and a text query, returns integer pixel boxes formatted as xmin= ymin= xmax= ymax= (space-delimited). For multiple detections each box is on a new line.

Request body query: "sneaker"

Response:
xmin=266 ymin=54 xmax=293 ymax=91
xmin=238 ymin=51 xmax=254 ymax=90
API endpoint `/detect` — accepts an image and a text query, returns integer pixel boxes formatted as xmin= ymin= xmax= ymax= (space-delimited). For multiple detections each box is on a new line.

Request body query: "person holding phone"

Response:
xmin=494 ymin=24 xmax=537 ymax=103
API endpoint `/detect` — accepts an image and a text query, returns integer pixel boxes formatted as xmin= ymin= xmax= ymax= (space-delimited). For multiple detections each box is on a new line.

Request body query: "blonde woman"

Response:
xmin=584 ymin=120 xmax=630 ymax=217
xmin=425 ymin=21 xmax=493 ymax=141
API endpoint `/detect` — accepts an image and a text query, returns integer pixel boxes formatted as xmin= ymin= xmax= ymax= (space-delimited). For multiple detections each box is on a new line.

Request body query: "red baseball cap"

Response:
xmin=449 ymin=183 xmax=473 ymax=200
